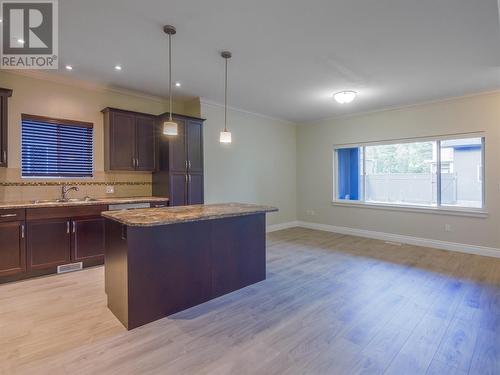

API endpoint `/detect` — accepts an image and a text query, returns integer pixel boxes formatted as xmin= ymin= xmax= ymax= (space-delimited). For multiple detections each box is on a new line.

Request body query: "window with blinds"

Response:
xmin=21 ymin=114 xmax=94 ymax=178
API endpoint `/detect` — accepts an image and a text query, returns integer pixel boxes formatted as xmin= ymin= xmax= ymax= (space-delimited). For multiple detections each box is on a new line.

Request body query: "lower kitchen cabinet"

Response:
xmin=27 ymin=218 xmax=71 ymax=270
xmin=71 ymin=217 xmax=105 ymax=262
xmin=0 ymin=221 xmax=26 ymax=276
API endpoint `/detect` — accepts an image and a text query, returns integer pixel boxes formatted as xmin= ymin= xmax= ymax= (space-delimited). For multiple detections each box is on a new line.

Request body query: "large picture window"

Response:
xmin=334 ymin=135 xmax=484 ymax=210
xmin=22 ymin=114 xmax=94 ymax=178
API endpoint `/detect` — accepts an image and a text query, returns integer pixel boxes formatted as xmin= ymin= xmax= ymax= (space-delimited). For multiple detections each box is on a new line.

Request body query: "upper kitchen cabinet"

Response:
xmin=102 ymin=108 xmax=157 ymax=171
xmin=0 ymin=88 xmax=13 ymax=167
xmin=153 ymin=113 xmax=205 ymax=206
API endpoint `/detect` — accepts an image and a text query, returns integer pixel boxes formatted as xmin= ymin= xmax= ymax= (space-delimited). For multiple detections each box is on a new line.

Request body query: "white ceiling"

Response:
xmin=55 ymin=0 xmax=500 ymax=122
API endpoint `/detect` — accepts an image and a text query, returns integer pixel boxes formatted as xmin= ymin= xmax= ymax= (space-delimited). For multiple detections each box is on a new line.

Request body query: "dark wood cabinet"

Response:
xmin=27 ymin=219 xmax=71 ymax=270
xmin=135 ymin=115 xmax=156 ymax=171
xmin=106 ymin=110 xmax=135 ymax=170
xmin=168 ymin=118 xmax=187 ymax=173
xmin=188 ymin=173 xmax=204 ymax=205
xmin=169 ymin=173 xmax=188 ymax=206
xmin=153 ymin=114 xmax=205 ymax=206
xmin=71 ymin=217 xmax=105 ymax=263
xmin=26 ymin=205 xmax=108 ymax=272
xmin=0 ymin=221 xmax=26 ymax=276
xmin=103 ymin=108 xmax=157 ymax=171
xmin=186 ymin=120 xmax=203 ymax=174
xmin=0 ymin=88 xmax=13 ymax=168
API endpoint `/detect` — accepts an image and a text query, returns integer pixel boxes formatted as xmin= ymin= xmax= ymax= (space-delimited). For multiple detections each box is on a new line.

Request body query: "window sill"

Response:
xmin=331 ymin=200 xmax=488 ymax=218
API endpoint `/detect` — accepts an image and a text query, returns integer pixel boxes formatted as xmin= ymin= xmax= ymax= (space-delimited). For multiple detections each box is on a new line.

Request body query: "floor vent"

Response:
xmin=57 ymin=262 xmax=83 ymax=274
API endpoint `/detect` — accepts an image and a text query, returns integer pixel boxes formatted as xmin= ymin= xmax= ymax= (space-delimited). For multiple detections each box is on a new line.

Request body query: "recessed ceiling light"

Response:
xmin=65 ymin=65 xmax=73 ymax=71
xmin=114 ymin=65 xmax=122 ymax=71
xmin=175 ymin=82 xmax=181 ymax=87
xmin=17 ymin=39 xmax=25 ymax=45
xmin=334 ymin=91 xmax=357 ymax=104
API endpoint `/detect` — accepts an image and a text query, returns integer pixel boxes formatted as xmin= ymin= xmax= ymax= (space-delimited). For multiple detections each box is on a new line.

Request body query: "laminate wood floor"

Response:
xmin=1 ymin=227 xmax=499 ymax=375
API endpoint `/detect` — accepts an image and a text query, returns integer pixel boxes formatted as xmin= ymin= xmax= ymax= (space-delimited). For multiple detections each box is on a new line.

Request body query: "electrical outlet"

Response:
xmin=445 ymin=224 xmax=452 ymax=232
xmin=106 ymin=185 xmax=115 ymax=194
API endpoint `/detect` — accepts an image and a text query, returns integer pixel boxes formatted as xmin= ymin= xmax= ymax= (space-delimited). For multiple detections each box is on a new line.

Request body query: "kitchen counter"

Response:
xmin=101 ymin=202 xmax=277 ymax=227
xmin=0 ymin=196 xmax=169 ymax=210
xmin=103 ymin=202 xmax=277 ymax=330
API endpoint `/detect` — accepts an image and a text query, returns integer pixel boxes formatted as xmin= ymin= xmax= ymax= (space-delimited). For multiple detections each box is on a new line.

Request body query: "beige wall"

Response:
xmin=201 ymin=102 xmax=297 ymax=226
xmin=297 ymin=92 xmax=500 ymax=249
xmin=0 ymin=72 xmax=189 ymax=201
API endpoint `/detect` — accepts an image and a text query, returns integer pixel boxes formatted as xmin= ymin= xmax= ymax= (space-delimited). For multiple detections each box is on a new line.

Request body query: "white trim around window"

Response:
xmin=332 ymin=132 xmax=487 ymax=217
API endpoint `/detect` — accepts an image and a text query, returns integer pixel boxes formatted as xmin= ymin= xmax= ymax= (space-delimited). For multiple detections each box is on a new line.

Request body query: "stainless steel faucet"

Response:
xmin=61 ymin=185 xmax=79 ymax=201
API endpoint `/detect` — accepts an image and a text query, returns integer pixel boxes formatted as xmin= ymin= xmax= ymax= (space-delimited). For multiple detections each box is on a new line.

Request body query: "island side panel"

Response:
xmin=126 ymin=221 xmax=212 ymax=330
xmin=104 ymin=219 xmax=129 ymax=329
xmin=210 ymin=213 xmax=266 ymax=298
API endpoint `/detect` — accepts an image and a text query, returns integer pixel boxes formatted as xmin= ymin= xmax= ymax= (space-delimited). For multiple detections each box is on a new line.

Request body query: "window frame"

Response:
xmin=21 ymin=113 xmax=94 ymax=179
xmin=332 ymin=133 xmax=486 ymax=216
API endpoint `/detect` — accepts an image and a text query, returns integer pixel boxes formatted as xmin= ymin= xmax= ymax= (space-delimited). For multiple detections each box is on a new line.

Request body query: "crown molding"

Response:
xmin=303 ymin=89 xmax=500 ymax=126
xmin=199 ymin=97 xmax=296 ymax=125
xmin=1 ymin=70 xmax=196 ymax=104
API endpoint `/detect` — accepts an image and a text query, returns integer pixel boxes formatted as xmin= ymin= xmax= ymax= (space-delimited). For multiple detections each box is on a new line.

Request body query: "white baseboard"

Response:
xmin=266 ymin=221 xmax=300 ymax=233
xmin=268 ymin=220 xmax=500 ymax=259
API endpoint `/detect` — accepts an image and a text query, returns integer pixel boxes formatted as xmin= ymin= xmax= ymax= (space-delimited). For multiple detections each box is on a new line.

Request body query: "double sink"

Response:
xmin=31 ymin=197 xmax=101 ymax=204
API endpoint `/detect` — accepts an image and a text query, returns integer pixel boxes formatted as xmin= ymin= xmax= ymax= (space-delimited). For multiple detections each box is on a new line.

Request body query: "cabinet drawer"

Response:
xmin=0 ymin=209 xmax=25 ymax=223
xmin=27 ymin=205 xmax=108 ymax=220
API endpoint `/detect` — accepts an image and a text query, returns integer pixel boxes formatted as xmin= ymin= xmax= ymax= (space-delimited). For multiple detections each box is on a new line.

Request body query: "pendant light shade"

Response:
xmin=219 ymin=131 xmax=232 ymax=143
xmin=163 ymin=25 xmax=178 ymax=136
xmin=163 ymin=120 xmax=178 ymax=136
xmin=220 ymin=51 xmax=232 ymax=144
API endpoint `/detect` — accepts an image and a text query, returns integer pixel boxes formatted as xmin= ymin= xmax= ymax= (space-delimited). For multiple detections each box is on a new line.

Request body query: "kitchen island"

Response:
xmin=102 ymin=203 xmax=278 ymax=330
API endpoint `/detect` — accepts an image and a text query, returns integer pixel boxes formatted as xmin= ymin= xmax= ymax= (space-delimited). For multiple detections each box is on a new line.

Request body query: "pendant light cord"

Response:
xmin=224 ymin=57 xmax=228 ymax=132
xmin=169 ymin=33 xmax=173 ymax=121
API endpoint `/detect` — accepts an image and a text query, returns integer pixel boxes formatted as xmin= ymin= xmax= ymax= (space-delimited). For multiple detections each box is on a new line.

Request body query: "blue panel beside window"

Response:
xmin=22 ymin=117 xmax=93 ymax=178
xmin=337 ymin=148 xmax=359 ymax=200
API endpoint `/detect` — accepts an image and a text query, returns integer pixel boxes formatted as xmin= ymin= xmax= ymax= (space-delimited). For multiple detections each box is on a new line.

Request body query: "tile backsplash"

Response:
xmin=0 ymin=169 xmax=153 ymax=202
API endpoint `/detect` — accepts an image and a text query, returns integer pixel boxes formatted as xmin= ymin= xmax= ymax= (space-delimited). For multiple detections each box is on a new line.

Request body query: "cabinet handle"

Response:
xmin=0 ymin=213 xmax=17 ymax=218
xmin=21 ymin=224 xmax=25 ymax=239
xmin=72 ymin=221 xmax=76 ymax=234
xmin=67 ymin=221 xmax=70 ymax=234
xmin=2 ymin=150 xmax=6 ymax=163
xmin=185 ymin=160 xmax=188 ymax=170
xmin=188 ymin=160 xmax=191 ymax=169
xmin=185 ymin=174 xmax=188 ymax=183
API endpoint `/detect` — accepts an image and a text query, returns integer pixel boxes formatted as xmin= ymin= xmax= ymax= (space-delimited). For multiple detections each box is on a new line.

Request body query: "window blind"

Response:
xmin=22 ymin=116 xmax=93 ymax=178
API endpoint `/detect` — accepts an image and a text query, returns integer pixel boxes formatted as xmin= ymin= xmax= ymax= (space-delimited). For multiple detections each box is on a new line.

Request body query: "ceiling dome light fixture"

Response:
xmin=162 ymin=25 xmax=178 ymax=136
xmin=334 ymin=91 xmax=357 ymax=104
xmin=219 ymin=51 xmax=232 ymax=144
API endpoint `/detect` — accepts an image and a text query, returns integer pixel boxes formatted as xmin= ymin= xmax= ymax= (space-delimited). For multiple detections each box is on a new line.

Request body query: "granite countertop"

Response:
xmin=0 ymin=196 xmax=169 ymax=210
xmin=101 ymin=203 xmax=278 ymax=227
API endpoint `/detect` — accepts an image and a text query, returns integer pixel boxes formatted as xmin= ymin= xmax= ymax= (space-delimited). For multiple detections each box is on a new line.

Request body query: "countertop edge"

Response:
xmin=0 ymin=197 xmax=169 ymax=210
xmin=101 ymin=205 xmax=279 ymax=227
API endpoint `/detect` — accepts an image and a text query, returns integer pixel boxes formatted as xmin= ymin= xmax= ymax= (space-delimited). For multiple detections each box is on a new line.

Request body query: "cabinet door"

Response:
xmin=0 ymin=221 xmax=25 ymax=276
xmin=27 ymin=219 xmax=71 ymax=270
xmin=168 ymin=118 xmax=187 ymax=173
xmin=135 ymin=115 xmax=156 ymax=171
xmin=169 ymin=173 xmax=187 ymax=206
xmin=186 ymin=120 xmax=203 ymax=174
xmin=72 ymin=217 xmax=105 ymax=263
xmin=0 ymin=93 xmax=10 ymax=168
xmin=109 ymin=111 xmax=136 ymax=170
xmin=188 ymin=173 xmax=204 ymax=205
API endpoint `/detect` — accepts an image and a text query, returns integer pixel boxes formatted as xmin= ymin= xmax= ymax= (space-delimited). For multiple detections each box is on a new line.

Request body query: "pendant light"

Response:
xmin=163 ymin=25 xmax=178 ymax=136
xmin=219 ymin=51 xmax=232 ymax=143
